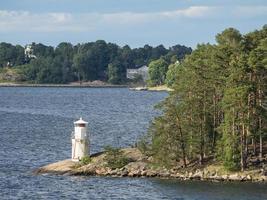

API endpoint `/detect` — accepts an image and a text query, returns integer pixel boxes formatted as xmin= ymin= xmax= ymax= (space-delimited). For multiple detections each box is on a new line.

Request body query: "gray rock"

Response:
xmin=110 ymin=169 xmax=119 ymax=176
xmin=260 ymin=168 xmax=267 ymax=176
xmin=95 ymin=167 xmax=108 ymax=175
xmin=125 ymin=161 xmax=147 ymax=172
xmin=170 ymin=168 xmax=178 ymax=174
xmin=159 ymin=171 xmax=170 ymax=177
xmin=260 ymin=176 xmax=267 ymax=181
xmin=246 ymin=175 xmax=252 ymax=181
xmin=146 ymin=170 xmax=157 ymax=177
xmin=240 ymin=175 xmax=247 ymax=181
xmin=193 ymin=170 xmax=204 ymax=180
xmin=141 ymin=170 xmax=147 ymax=176
xmin=210 ymin=171 xmax=216 ymax=176
xmin=188 ymin=172 xmax=193 ymax=178
xmin=128 ymin=169 xmax=142 ymax=177
xmin=229 ymin=173 xmax=241 ymax=181
xmin=221 ymin=175 xmax=228 ymax=180
xmin=213 ymin=175 xmax=223 ymax=181
xmin=120 ymin=169 xmax=128 ymax=177
xmin=170 ymin=174 xmax=178 ymax=178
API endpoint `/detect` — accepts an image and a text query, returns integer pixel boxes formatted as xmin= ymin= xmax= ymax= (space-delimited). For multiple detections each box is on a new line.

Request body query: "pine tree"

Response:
xmin=147 ymin=26 xmax=267 ymax=171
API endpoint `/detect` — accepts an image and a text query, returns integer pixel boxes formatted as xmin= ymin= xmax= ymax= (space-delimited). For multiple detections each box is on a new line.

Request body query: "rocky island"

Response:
xmin=35 ymin=147 xmax=267 ymax=182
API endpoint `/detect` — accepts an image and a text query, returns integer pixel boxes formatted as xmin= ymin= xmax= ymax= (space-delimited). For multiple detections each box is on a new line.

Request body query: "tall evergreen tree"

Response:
xmin=146 ymin=26 xmax=267 ymax=171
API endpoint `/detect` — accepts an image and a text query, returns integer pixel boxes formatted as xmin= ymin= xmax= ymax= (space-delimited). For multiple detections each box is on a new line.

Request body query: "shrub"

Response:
xmin=80 ymin=156 xmax=91 ymax=165
xmin=104 ymin=146 xmax=131 ymax=169
xmin=137 ymin=134 xmax=152 ymax=156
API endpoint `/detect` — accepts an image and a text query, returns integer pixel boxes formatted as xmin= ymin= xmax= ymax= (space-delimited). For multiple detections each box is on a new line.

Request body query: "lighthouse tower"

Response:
xmin=71 ymin=118 xmax=89 ymax=161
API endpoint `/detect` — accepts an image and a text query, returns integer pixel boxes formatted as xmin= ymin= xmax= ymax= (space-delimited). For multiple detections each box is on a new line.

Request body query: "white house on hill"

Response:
xmin=25 ymin=44 xmax=36 ymax=59
xmin=127 ymin=65 xmax=149 ymax=81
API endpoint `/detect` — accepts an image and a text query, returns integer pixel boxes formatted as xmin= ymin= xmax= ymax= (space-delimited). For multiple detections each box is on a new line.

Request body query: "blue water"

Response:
xmin=0 ymin=87 xmax=266 ymax=200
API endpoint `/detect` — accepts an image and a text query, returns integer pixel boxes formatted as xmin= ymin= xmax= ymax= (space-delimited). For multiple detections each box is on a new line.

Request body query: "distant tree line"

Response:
xmin=142 ymin=25 xmax=267 ymax=171
xmin=0 ymin=41 xmax=191 ymax=84
xmin=147 ymin=56 xmax=180 ymax=87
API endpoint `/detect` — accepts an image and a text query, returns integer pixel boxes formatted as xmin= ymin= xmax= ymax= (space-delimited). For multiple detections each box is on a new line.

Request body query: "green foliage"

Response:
xmin=221 ymin=131 xmax=240 ymax=171
xmin=137 ymin=132 xmax=152 ymax=156
xmin=216 ymin=28 xmax=242 ymax=47
xmin=107 ymin=60 xmax=126 ymax=84
xmin=165 ymin=61 xmax=180 ymax=87
xmin=104 ymin=146 xmax=131 ymax=169
xmin=0 ymin=67 xmax=26 ymax=82
xmin=146 ymin=25 xmax=267 ymax=171
xmin=131 ymin=74 xmax=145 ymax=85
xmin=0 ymin=41 xmax=191 ymax=84
xmin=0 ymin=42 xmax=25 ymax=67
xmin=80 ymin=156 xmax=92 ymax=165
xmin=148 ymin=58 xmax=169 ymax=86
xmin=73 ymin=52 xmax=97 ymax=81
xmin=31 ymin=43 xmax=54 ymax=58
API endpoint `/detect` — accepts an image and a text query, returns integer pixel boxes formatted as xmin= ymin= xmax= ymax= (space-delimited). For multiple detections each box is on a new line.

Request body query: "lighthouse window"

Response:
xmin=78 ymin=124 xmax=86 ymax=127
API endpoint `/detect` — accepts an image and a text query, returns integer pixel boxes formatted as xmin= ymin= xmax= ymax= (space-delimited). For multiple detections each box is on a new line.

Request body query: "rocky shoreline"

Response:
xmin=0 ymin=82 xmax=172 ymax=92
xmin=129 ymin=85 xmax=173 ymax=92
xmin=35 ymin=148 xmax=267 ymax=182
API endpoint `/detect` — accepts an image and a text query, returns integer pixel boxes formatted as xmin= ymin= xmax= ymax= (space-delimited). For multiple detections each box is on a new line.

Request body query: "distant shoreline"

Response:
xmin=0 ymin=82 xmax=172 ymax=91
xmin=0 ymin=82 xmax=128 ymax=88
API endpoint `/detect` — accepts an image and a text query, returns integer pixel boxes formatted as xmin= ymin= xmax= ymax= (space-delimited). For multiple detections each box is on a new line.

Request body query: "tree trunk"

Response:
xmin=199 ymin=121 xmax=204 ymax=165
xmin=189 ymin=106 xmax=193 ymax=159
xmin=179 ymin=126 xmax=187 ymax=168
xmin=232 ymin=108 xmax=235 ymax=136
xmin=175 ymin=113 xmax=187 ymax=168
xmin=212 ymin=93 xmax=217 ymax=152
xmin=259 ymin=86 xmax=263 ymax=159
xmin=245 ymin=133 xmax=248 ymax=158
xmin=78 ymin=72 xmax=81 ymax=85
xmin=257 ymin=72 xmax=264 ymax=159
xmin=240 ymin=122 xmax=246 ymax=171
xmin=259 ymin=117 xmax=263 ymax=159
xmin=246 ymin=93 xmax=251 ymax=158
xmin=252 ymin=138 xmax=256 ymax=155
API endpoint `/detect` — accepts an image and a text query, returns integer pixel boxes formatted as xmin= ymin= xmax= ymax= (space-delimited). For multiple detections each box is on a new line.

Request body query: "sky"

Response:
xmin=0 ymin=0 xmax=266 ymax=48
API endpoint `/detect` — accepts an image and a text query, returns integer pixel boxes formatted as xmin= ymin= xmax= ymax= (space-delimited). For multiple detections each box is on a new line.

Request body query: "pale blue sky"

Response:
xmin=0 ymin=0 xmax=266 ymax=48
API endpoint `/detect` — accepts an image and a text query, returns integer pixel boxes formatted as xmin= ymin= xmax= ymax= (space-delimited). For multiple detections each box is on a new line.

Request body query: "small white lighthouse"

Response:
xmin=71 ymin=118 xmax=89 ymax=161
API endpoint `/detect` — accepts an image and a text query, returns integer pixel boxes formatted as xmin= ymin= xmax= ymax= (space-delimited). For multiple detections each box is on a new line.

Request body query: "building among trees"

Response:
xmin=127 ymin=65 xmax=149 ymax=81
xmin=24 ymin=44 xmax=36 ymax=59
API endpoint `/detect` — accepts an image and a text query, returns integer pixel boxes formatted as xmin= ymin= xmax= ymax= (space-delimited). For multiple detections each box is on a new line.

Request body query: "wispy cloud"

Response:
xmin=0 ymin=10 xmax=87 ymax=32
xmin=0 ymin=6 xmax=266 ymax=33
xmin=0 ymin=6 xmax=215 ymax=32
xmin=161 ymin=6 xmax=213 ymax=18
xmin=101 ymin=6 xmax=215 ymax=24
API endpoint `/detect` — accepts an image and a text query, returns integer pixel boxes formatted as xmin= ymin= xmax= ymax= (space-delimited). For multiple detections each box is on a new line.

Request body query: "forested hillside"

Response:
xmin=0 ymin=41 xmax=191 ymax=84
xmin=144 ymin=25 xmax=267 ymax=172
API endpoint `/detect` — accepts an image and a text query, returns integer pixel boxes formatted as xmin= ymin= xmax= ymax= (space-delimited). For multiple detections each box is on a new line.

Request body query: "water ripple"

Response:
xmin=0 ymin=87 xmax=266 ymax=200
